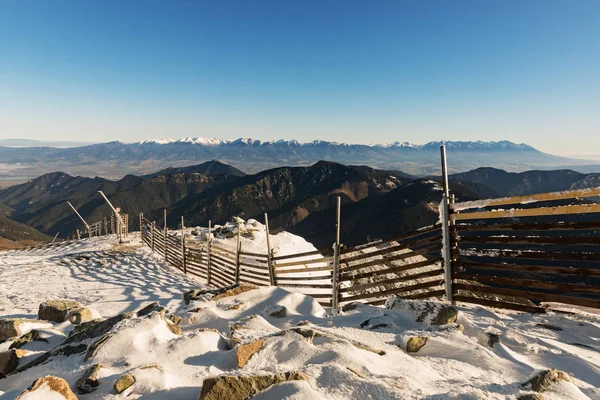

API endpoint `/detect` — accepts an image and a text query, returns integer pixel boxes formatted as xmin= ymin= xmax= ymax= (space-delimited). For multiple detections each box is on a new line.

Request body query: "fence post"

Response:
xmin=163 ymin=209 xmax=167 ymax=262
xmin=76 ymin=229 xmax=80 ymax=240
xmin=139 ymin=213 xmax=144 ymax=246
xmin=206 ymin=220 xmax=212 ymax=284
xmin=181 ymin=216 xmax=187 ymax=274
xmin=151 ymin=221 xmax=155 ymax=252
xmin=440 ymin=144 xmax=455 ymax=305
xmin=332 ymin=196 xmax=341 ymax=309
xmin=264 ymin=213 xmax=276 ymax=286
xmin=235 ymin=222 xmax=241 ymax=284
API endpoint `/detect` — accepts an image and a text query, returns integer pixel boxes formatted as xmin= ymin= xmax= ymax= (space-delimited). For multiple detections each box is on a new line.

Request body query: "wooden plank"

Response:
xmin=186 ymin=269 xmax=207 ymax=280
xmin=365 ymin=289 xmax=446 ymax=306
xmin=455 ymin=283 xmax=600 ymax=309
xmin=341 ymin=226 xmax=441 ymax=255
xmin=210 ymin=268 xmax=234 ymax=284
xmin=210 ymin=272 xmax=232 ymax=288
xmin=274 ymin=273 xmax=332 ymax=281
xmin=268 ymin=282 xmax=331 ymax=289
xmin=453 ymin=295 xmax=546 ymax=313
xmin=341 ymin=280 xmax=443 ymax=302
xmin=451 ymin=187 xmax=600 ymax=211
xmin=340 ymin=236 xmax=442 ymax=263
xmin=455 ymin=221 xmax=600 ymax=232
xmin=340 ymin=258 xmax=443 ymax=281
xmin=459 ymin=235 xmax=600 ymax=246
xmin=239 ymin=274 xmax=270 ymax=286
xmin=459 ymin=259 xmax=600 ymax=278
xmin=341 ymin=246 xmax=442 ymax=274
xmin=211 ymin=245 xmax=237 ymax=256
xmin=239 ymin=250 xmax=268 ymax=258
xmin=452 ymin=203 xmax=600 ymax=222
xmin=273 ymin=248 xmax=334 ymax=261
xmin=238 ymin=261 xmax=268 ymax=270
xmin=273 ymin=290 xmax=332 ymax=299
xmin=275 ymin=265 xmax=333 ymax=275
xmin=239 ymin=267 xmax=271 ymax=279
xmin=211 ymin=252 xmax=236 ymax=266
xmin=273 ymin=257 xmax=330 ymax=268
xmin=211 ymin=259 xmax=236 ymax=274
xmin=340 ymin=269 xmax=444 ymax=293
xmin=459 ymin=248 xmax=600 ymax=262
xmin=456 ymin=273 xmax=600 ymax=296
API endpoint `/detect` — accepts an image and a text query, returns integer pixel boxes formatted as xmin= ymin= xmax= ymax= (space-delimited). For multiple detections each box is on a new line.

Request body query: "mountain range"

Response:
xmin=1 ymin=138 xmax=597 ymax=181
xmin=2 ymin=159 xmax=600 ymax=248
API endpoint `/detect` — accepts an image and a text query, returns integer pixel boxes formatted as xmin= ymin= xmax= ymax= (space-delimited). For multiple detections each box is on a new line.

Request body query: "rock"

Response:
xmin=385 ymin=298 xmax=458 ymax=325
xmin=405 ymin=337 xmax=428 ymax=353
xmin=266 ymin=305 xmax=286 ymax=318
xmin=536 ymin=324 xmax=563 ymax=332
xmin=0 ymin=349 xmax=27 ymax=377
xmin=16 ymin=376 xmax=78 ymax=400
xmin=54 ymin=344 xmax=88 ymax=356
xmin=84 ymin=334 xmax=113 ymax=361
xmin=69 ymin=318 xmax=103 ymax=337
xmin=518 ymin=394 xmax=546 ymax=400
xmin=160 ymin=314 xmax=182 ymax=335
xmin=183 ymin=283 xmax=258 ymax=305
xmin=137 ymin=302 xmax=166 ymax=317
xmin=113 ymin=373 xmax=136 ymax=394
xmin=199 ymin=371 xmax=310 ymax=400
xmin=75 ymin=364 xmax=103 ymax=394
xmin=0 ymin=319 xmax=50 ymax=341
xmin=170 ymin=314 xmax=182 ymax=325
xmin=9 ymin=330 xmax=49 ymax=349
xmin=236 ymin=339 xmax=265 ymax=368
xmin=523 ymin=369 xmax=574 ymax=392
xmin=39 ymin=300 xmax=82 ymax=322
xmin=210 ymin=283 xmax=258 ymax=301
xmin=69 ymin=308 xmax=93 ymax=325
xmin=341 ymin=302 xmax=362 ymax=312
xmin=477 ymin=332 xmax=501 ymax=348
xmin=63 ymin=312 xmax=132 ymax=344
xmin=346 ymin=367 xmax=366 ymax=378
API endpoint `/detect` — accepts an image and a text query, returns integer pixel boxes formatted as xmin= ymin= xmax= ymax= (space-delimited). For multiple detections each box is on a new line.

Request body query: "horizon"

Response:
xmin=1 ymin=1 xmax=599 ymax=157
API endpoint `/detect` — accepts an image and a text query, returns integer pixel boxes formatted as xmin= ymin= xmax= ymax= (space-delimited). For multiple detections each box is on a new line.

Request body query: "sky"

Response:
xmin=0 ymin=1 xmax=599 ymax=157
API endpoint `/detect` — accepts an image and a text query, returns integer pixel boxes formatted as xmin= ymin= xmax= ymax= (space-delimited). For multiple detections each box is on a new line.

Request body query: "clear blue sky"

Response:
xmin=1 ymin=1 xmax=599 ymax=156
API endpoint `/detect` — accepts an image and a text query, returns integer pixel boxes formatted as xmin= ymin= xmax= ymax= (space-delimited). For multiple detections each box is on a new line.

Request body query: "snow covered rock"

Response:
xmin=385 ymin=298 xmax=458 ymax=325
xmin=522 ymin=369 xmax=588 ymax=399
xmin=75 ymin=364 xmax=103 ymax=394
xmin=199 ymin=371 xmax=310 ymax=400
xmin=16 ymin=375 xmax=78 ymax=400
xmin=265 ymin=305 xmax=287 ymax=318
xmin=9 ymin=330 xmax=49 ymax=349
xmin=184 ymin=283 xmax=258 ymax=305
xmin=236 ymin=339 xmax=266 ymax=368
xmin=0 ymin=319 xmax=52 ymax=341
xmin=38 ymin=300 xmax=82 ymax=323
xmin=68 ymin=308 xmax=93 ymax=325
xmin=63 ymin=312 xmax=133 ymax=344
xmin=136 ymin=302 xmax=166 ymax=317
xmin=404 ymin=336 xmax=428 ymax=353
xmin=113 ymin=373 xmax=136 ymax=394
xmin=0 ymin=349 xmax=27 ymax=376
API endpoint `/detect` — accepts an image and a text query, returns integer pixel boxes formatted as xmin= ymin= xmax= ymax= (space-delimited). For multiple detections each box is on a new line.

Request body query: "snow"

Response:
xmin=1 ymin=234 xmax=600 ymax=399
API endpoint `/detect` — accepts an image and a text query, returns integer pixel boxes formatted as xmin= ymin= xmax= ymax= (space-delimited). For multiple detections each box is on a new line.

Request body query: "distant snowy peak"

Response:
xmin=137 ymin=137 xmax=537 ymax=151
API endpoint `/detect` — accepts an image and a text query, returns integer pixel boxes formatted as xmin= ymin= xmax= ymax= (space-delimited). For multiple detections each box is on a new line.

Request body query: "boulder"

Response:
xmin=9 ymin=330 xmax=49 ymax=349
xmin=69 ymin=318 xmax=103 ymax=337
xmin=170 ymin=314 xmax=182 ymax=325
xmin=211 ymin=283 xmax=258 ymax=301
xmin=0 ymin=319 xmax=50 ymax=341
xmin=16 ymin=376 xmax=78 ymax=400
xmin=523 ymin=369 xmax=574 ymax=392
xmin=39 ymin=300 xmax=82 ymax=322
xmin=236 ymin=339 xmax=265 ymax=368
xmin=266 ymin=305 xmax=287 ymax=318
xmin=137 ymin=302 xmax=166 ymax=317
xmin=84 ymin=334 xmax=113 ymax=361
xmin=385 ymin=298 xmax=458 ymax=325
xmin=0 ymin=349 xmax=27 ymax=377
xmin=404 ymin=337 xmax=428 ymax=353
xmin=63 ymin=312 xmax=132 ymax=344
xmin=114 ymin=373 xmax=136 ymax=394
xmin=75 ymin=364 xmax=103 ymax=394
xmin=518 ymin=394 xmax=546 ymax=400
xmin=69 ymin=308 xmax=93 ymax=325
xmin=199 ymin=371 xmax=310 ymax=400
xmin=477 ymin=332 xmax=501 ymax=348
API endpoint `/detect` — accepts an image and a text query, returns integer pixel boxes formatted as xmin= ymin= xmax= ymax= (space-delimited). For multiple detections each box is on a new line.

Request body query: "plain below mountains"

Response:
xmin=1 ymin=160 xmax=600 ymax=249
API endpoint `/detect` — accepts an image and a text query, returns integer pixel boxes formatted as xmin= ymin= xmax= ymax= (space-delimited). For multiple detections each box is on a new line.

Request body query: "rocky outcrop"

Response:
xmin=0 ymin=349 xmax=27 ymax=377
xmin=114 ymin=373 xmax=136 ymax=394
xmin=199 ymin=371 xmax=310 ymax=400
xmin=39 ymin=300 xmax=82 ymax=323
xmin=63 ymin=312 xmax=132 ymax=345
xmin=137 ymin=302 xmax=166 ymax=317
xmin=405 ymin=336 xmax=428 ymax=353
xmin=385 ymin=298 xmax=458 ymax=325
xmin=523 ymin=369 xmax=573 ymax=392
xmin=9 ymin=330 xmax=49 ymax=349
xmin=16 ymin=376 xmax=78 ymax=400
xmin=184 ymin=283 xmax=258 ymax=305
xmin=75 ymin=364 xmax=103 ymax=394
xmin=236 ymin=339 xmax=265 ymax=368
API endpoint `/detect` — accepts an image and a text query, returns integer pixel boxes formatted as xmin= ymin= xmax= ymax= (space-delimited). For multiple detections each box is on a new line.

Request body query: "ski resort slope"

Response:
xmin=0 ymin=234 xmax=598 ymax=399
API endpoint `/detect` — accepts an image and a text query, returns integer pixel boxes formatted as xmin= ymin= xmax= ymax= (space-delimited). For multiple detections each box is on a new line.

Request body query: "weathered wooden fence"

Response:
xmin=447 ymin=187 xmax=600 ymax=312
xmin=140 ymin=214 xmax=445 ymax=307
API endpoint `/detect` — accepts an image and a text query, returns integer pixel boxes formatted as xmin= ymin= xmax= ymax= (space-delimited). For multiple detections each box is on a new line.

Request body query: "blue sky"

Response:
xmin=1 ymin=1 xmax=599 ymax=156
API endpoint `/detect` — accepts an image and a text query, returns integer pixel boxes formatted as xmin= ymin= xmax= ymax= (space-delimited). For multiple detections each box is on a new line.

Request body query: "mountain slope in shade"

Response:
xmin=143 ymin=160 xmax=246 ymax=178
xmin=0 ymin=215 xmax=53 ymax=249
xmin=450 ymin=167 xmax=600 ymax=197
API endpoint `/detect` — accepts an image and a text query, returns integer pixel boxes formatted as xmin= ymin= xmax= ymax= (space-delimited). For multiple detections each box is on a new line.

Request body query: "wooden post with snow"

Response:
xmin=76 ymin=229 xmax=80 ymax=240
xmin=163 ymin=209 xmax=167 ymax=262
xmin=332 ymin=196 xmax=341 ymax=309
xmin=235 ymin=222 xmax=241 ymax=284
xmin=151 ymin=221 xmax=155 ymax=252
xmin=67 ymin=201 xmax=91 ymax=237
xmin=181 ymin=216 xmax=187 ymax=274
xmin=440 ymin=144 xmax=455 ymax=305
xmin=264 ymin=213 xmax=276 ymax=286
xmin=139 ymin=213 xmax=144 ymax=245
xmin=206 ymin=220 xmax=212 ymax=285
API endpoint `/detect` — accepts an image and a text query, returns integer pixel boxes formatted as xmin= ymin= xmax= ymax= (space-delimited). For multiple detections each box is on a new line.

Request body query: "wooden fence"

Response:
xmin=447 ymin=187 xmax=600 ymax=312
xmin=140 ymin=215 xmax=445 ymax=307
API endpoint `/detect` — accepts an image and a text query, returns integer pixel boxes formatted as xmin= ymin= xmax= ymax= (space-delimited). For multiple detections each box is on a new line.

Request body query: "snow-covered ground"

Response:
xmin=0 ymin=234 xmax=599 ymax=399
